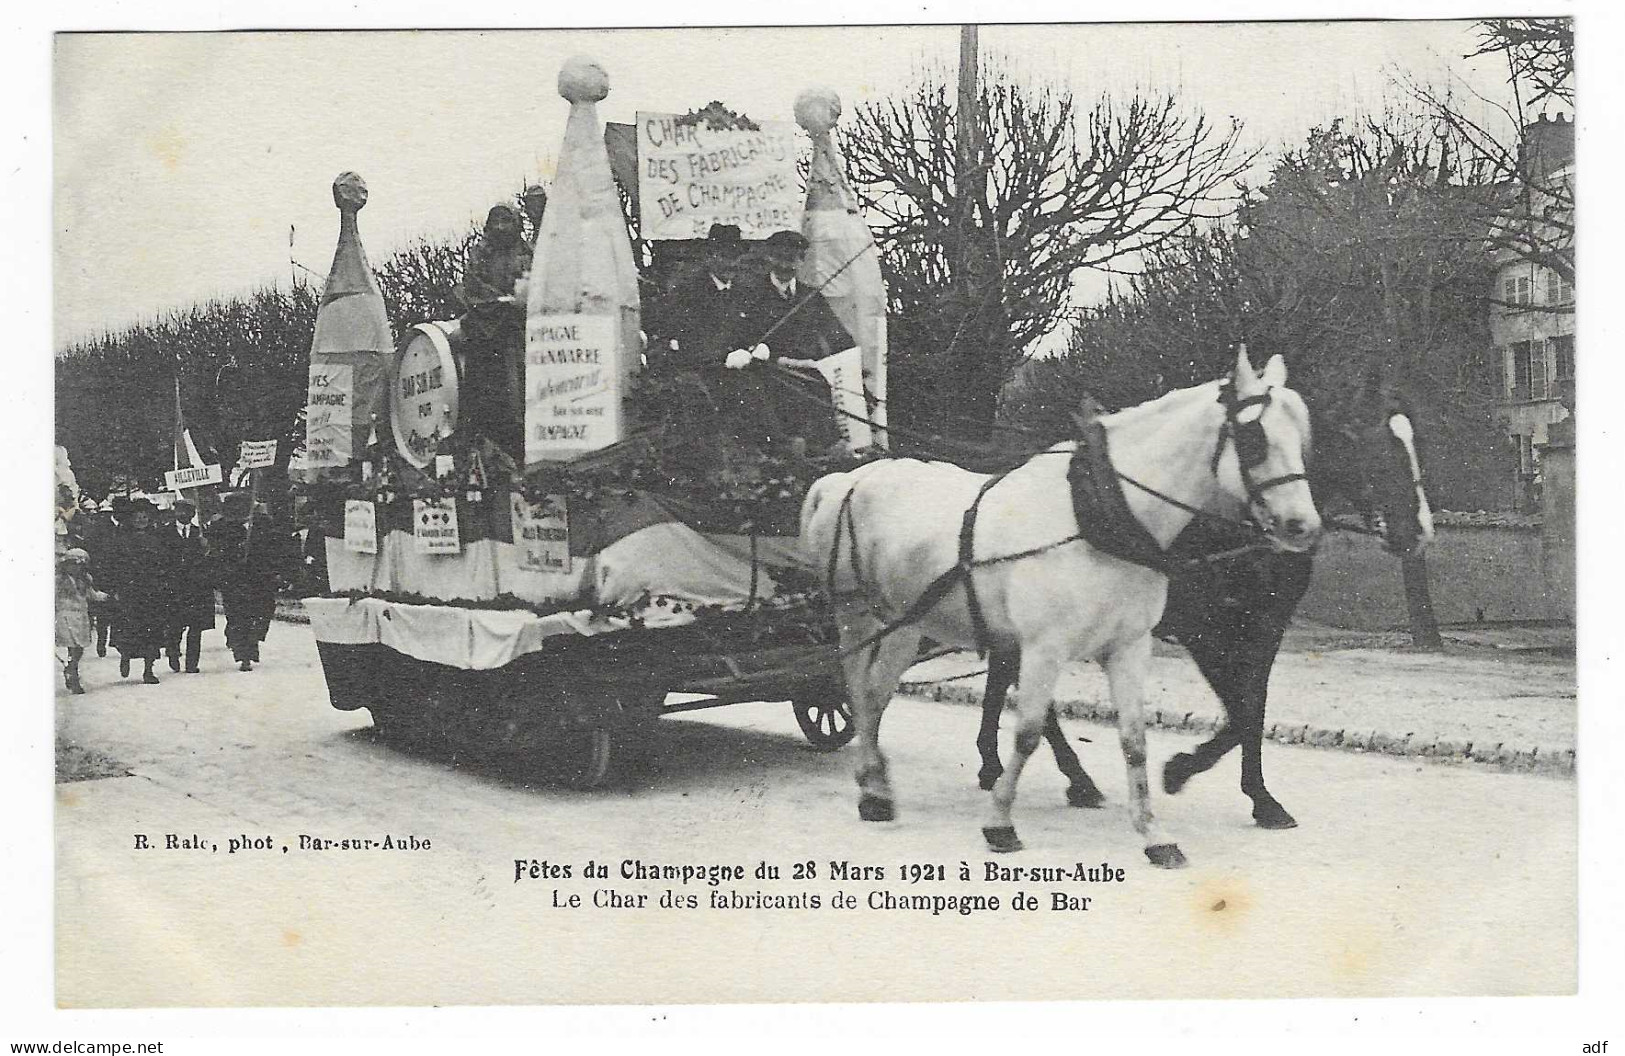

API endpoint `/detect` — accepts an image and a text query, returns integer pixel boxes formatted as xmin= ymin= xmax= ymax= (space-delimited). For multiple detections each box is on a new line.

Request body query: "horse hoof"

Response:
xmin=1162 ymin=755 xmax=1194 ymax=795
xmin=1145 ymin=843 xmax=1188 ymax=869
xmin=1253 ymin=802 xmax=1299 ymax=830
xmin=976 ymin=766 xmax=1002 ymax=792
xmin=858 ymin=795 xmax=895 ymax=823
xmin=1065 ymin=783 xmax=1105 ymax=809
xmin=983 ymin=826 xmax=1023 ymax=854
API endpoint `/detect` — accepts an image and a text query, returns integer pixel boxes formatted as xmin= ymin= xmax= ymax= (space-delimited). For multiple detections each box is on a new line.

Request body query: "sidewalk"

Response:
xmin=899 ymin=620 xmax=1577 ymax=776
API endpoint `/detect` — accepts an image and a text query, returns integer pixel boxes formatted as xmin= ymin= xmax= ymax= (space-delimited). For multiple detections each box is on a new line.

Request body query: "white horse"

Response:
xmin=800 ymin=349 xmax=1320 ymax=868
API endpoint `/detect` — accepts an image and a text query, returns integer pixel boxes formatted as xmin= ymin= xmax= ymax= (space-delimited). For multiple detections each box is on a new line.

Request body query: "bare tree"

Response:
xmin=842 ymin=70 xmax=1254 ymax=440
xmin=1401 ymin=17 xmax=1573 ymax=286
xmin=1469 ymin=18 xmax=1573 ymax=110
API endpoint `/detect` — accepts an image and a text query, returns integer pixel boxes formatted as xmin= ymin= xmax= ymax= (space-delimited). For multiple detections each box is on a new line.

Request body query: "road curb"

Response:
xmin=897 ymin=678 xmax=1576 ymax=778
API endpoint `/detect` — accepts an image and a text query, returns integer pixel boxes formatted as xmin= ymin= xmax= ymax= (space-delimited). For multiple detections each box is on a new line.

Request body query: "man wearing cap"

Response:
xmin=161 ymin=499 xmax=214 ymax=673
xmin=727 ymin=230 xmax=854 ymax=452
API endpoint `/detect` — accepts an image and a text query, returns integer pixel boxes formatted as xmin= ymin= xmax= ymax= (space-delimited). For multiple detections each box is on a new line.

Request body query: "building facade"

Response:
xmin=1491 ymin=113 xmax=1574 ymax=511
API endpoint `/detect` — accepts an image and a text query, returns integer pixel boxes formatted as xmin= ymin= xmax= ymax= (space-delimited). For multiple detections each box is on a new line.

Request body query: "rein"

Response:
xmin=827 ymin=382 xmax=1304 ymax=663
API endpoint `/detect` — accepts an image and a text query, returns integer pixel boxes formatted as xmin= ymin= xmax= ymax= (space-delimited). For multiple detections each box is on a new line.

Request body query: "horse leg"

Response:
xmin=838 ymin=605 xmax=922 ymax=824
xmin=1104 ymin=635 xmax=1186 ymax=868
xmin=1238 ymin=623 xmax=1297 ymax=830
xmin=1044 ymin=707 xmax=1105 ymax=808
xmin=1162 ymin=629 xmax=1244 ymax=795
xmin=976 ymin=647 xmax=1019 ymax=791
xmin=983 ymin=645 xmax=1064 ymax=853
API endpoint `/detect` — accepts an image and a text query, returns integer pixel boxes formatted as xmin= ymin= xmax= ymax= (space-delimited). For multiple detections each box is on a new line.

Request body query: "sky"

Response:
xmin=53 ymin=21 xmax=1528 ymax=345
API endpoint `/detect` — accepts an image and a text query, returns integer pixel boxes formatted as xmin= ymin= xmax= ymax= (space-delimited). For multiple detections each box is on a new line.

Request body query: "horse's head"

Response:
xmin=1212 ymin=348 xmax=1320 ymax=553
xmin=1314 ymin=383 xmax=1436 ymax=558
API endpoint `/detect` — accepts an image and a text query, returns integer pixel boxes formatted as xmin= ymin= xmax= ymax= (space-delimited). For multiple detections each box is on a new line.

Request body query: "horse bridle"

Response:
xmin=1210 ymin=380 xmax=1309 ymax=505
xmin=1325 ymin=410 xmax=1427 ymax=547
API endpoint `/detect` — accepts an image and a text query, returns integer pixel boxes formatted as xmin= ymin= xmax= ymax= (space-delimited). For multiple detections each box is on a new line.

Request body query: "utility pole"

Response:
xmin=953 ymin=24 xmax=990 ymax=439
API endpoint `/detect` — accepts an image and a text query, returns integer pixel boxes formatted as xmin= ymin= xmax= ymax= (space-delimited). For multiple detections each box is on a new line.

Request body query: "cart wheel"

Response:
xmin=792 ymin=687 xmax=855 ymax=750
xmin=539 ymin=725 xmax=617 ymax=790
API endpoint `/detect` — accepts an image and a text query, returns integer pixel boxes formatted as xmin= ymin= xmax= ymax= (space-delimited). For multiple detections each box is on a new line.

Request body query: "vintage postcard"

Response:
xmin=48 ymin=20 xmax=1580 ymax=1013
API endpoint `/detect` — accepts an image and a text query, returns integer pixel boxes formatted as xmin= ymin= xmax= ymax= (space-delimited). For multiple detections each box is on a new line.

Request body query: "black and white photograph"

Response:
xmin=12 ymin=5 xmax=1618 ymax=1047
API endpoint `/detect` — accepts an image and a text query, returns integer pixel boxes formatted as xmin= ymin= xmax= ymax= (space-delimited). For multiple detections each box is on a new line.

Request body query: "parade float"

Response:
xmin=299 ymin=57 xmax=889 ymax=786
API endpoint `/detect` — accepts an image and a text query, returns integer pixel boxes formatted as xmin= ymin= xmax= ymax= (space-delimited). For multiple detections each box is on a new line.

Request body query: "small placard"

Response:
xmin=525 ymin=313 xmax=620 ymax=462
xmin=238 ymin=439 xmax=279 ymax=470
xmin=511 ymin=493 xmax=571 ymax=574
xmin=434 ymin=454 xmax=456 ymax=480
xmin=412 ymin=498 xmax=461 ymax=555
xmin=343 ymin=499 xmax=377 ymax=555
xmin=304 ymin=361 xmax=355 ymax=468
xmin=813 ymin=346 xmax=874 ymax=452
xmin=163 ymin=463 xmax=223 ymax=491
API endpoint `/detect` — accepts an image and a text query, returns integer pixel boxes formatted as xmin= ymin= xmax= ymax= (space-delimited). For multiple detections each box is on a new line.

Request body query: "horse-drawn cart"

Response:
xmin=298 ymin=58 xmax=881 ymax=786
xmin=308 ymin=591 xmax=853 ymax=788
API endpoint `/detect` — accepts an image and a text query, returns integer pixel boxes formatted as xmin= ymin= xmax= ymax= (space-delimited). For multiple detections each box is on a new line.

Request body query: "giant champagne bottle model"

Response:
xmin=524 ymin=57 xmax=643 ymax=465
xmin=298 ymin=172 xmax=394 ymax=482
xmin=795 ymin=88 xmax=888 ymax=449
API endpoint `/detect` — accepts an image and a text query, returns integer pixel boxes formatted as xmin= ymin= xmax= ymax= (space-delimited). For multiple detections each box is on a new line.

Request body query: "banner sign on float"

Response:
xmin=511 ymin=493 xmax=571 ymax=574
xmin=303 ymin=362 xmax=354 ymax=468
xmin=636 ymin=112 xmax=802 ymax=240
xmin=238 ymin=439 xmax=279 ymax=470
xmin=344 ymin=499 xmax=378 ymax=555
xmin=813 ymin=346 xmax=873 ymax=452
xmin=525 ymin=314 xmax=620 ymax=462
xmin=412 ymin=498 xmax=461 ymax=555
xmin=164 ymin=463 xmax=223 ymax=491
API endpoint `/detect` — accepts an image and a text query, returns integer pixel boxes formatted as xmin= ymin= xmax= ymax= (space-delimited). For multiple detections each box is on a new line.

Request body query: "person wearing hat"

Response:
xmin=652 ymin=223 xmax=751 ymax=371
xmin=83 ymin=498 xmax=123 ymax=657
xmin=460 ymin=203 xmax=530 ymax=307
xmin=56 ymin=548 xmax=109 ymax=695
xmin=521 ymin=184 xmax=548 ymax=236
xmin=457 ymin=202 xmax=533 ymax=458
xmin=107 ymin=497 xmax=173 ymax=684
xmin=161 ymin=498 xmax=214 ymax=673
xmin=207 ymin=491 xmax=284 ymax=672
xmin=727 ymin=229 xmax=854 ymax=453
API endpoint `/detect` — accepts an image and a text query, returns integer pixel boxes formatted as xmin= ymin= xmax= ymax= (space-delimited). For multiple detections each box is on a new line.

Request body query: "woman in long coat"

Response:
xmin=109 ymin=498 xmax=172 ymax=684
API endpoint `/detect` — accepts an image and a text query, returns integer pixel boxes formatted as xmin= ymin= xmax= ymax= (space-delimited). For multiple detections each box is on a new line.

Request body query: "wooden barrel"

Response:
xmin=390 ymin=321 xmax=464 ymax=467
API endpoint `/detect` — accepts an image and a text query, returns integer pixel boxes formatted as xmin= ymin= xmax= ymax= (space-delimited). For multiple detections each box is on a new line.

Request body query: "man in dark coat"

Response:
xmin=659 ymin=224 xmax=750 ymax=371
xmin=207 ymin=494 xmax=283 ymax=672
xmin=727 ymin=229 xmax=854 ymax=453
xmin=161 ymin=499 xmax=215 ymax=673
xmin=109 ymin=498 xmax=172 ymax=684
xmin=81 ymin=500 xmax=122 ymax=657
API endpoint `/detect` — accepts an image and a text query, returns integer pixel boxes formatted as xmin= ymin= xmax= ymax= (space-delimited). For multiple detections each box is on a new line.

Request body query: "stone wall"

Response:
xmin=1299 ymin=514 xmax=1569 ymax=629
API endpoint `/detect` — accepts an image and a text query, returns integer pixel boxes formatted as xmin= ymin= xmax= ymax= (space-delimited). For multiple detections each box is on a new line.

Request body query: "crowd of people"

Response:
xmin=54 ymin=488 xmax=292 ymax=694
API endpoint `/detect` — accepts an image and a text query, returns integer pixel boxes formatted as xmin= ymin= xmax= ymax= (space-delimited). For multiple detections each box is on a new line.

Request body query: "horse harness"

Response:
xmin=1211 ymin=380 xmax=1310 ymax=506
xmin=830 ymin=383 xmax=1305 ymax=663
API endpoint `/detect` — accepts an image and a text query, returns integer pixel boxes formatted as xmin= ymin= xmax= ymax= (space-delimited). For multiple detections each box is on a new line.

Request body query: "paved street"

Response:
xmin=56 ymin=623 xmax=1575 ymax=1006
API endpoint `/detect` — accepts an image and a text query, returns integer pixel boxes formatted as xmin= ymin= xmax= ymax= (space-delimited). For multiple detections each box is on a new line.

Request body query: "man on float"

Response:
xmin=660 ymin=223 xmax=750 ymax=370
xmin=726 ymin=229 xmax=852 ymax=456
